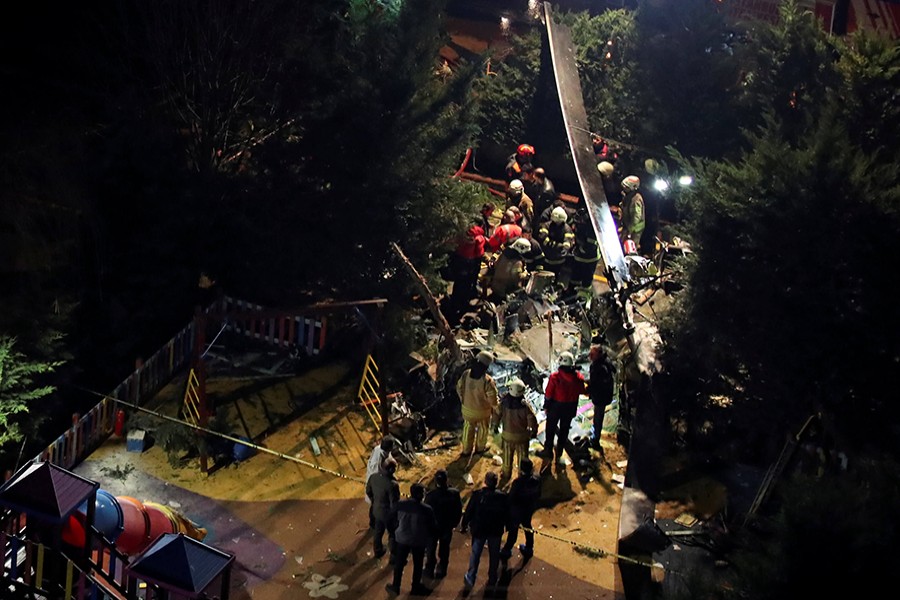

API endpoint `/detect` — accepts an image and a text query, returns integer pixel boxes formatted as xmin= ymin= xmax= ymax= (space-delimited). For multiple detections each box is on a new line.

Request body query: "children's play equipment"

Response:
xmin=0 ymin=461 xmax=230 ymax=600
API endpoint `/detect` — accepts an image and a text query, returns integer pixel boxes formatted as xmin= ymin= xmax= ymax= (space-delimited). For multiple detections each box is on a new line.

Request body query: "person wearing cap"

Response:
xmin=541 ymin=352 xmax=587 ymax=467
xmin=620 ymin=175 xmax=645 ymax=253
xmin=484 ymin=210 xmax=523 ymax=253
xmin=493 ymin=377 xmax=538 ymax=481
xmin=456 ymin=351 xmax=500 ymax=455
xmin=424 ymin=470 xmax=463 ymax=579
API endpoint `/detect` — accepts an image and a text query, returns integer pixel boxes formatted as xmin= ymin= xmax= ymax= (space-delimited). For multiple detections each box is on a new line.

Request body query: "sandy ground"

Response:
xmin=75 ymin=359 xmax=627 ymax=599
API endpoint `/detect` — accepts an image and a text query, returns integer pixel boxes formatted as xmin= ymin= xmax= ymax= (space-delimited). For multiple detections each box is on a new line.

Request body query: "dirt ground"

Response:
xmin=75 ymin=358 xmax=628 ymax=599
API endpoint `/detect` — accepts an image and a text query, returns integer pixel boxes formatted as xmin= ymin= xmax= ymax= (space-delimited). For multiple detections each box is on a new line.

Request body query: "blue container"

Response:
xmin=233 ymin=436 xmax=255 ymax=462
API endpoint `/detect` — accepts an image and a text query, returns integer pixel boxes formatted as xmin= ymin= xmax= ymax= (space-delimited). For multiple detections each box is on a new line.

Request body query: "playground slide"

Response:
xmin=62 ymin=490 xmax=207 ymax=556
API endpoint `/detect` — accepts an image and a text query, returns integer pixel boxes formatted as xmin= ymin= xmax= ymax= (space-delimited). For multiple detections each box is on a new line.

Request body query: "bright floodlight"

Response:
xmin=653 ymin=179 xmax=669 ymax=192
xmin=500 ymin=16 xmax=510 ymax=32
xmin=678 ymin=175 xmax=694 ymax=186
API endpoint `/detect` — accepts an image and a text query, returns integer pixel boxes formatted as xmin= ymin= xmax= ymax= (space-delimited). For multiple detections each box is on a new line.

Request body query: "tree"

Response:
xmin=0 ymin=336 xmax=59 ymax=463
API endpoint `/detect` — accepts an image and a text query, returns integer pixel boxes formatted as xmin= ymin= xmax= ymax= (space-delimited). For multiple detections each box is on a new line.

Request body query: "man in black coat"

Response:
xmin=461 ymin=471 xmax=509 ymax=593
xmin=423 ymin=469 xmax=463 ymax=579
xmin=386 ymin=483 xmax=437 ymax=596
xmin=587 ymin=343 xmax=616 ymax=450
xmin=366 ymin=457 xmax=400 ymax=560
xmin=500 ymin=458 xmax=542 ymax=562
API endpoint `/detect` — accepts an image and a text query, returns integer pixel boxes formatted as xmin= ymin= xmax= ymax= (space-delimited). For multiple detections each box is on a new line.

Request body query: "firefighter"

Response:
xmin=568 ymin=208 xmax=600 ymax=297
xmin=492 ymin=377 xmax=537 ymax=481
xmin=536 ymin=206 xmax=574 ymax=278
xmin=620 ymin=175 xmax=645 ymax=253
xmin=456 ymin=351 xmax=500 ymax=455
xmin=485 ymin=210 xmax=523 ymax=253
xmin=505 ymin=179 xmax=534 ymax=232
xmin=505 ymin=144 xmax=535 ymax=182
xmin=489 ymin=237 xmax=531 ymax=300
xmin=525 ymin=167 xmax=558 ymax=220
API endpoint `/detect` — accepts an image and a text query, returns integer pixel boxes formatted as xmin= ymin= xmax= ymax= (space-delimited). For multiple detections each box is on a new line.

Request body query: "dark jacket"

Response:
xmin=366 ymin=471 xmax=400 ymax=522
xmin=462 ymin=487 xmax=509 ymax=538
xmin=508 ymin=473 xmax=542 ymax=520
xmin=425 ymin=486 xmax=463 ymax=532
xmin=588 ymin=357 xmax=615 ymax=407
xmin=389 ymin=499 xmax=438 ymax=547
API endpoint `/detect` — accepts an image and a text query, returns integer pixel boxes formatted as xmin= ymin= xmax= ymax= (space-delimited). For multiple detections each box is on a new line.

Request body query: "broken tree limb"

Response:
xmin=390 ymin=242 xmax=462 ymax=364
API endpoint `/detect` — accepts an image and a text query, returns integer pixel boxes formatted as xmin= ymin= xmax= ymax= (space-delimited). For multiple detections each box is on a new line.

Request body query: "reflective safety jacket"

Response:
xmin=485 ymin=223 xmax=523 ymax=253
xmin=456 ymin=369 xmax=499 ymax=421
xmin=536 ymin=221 xmax=574 ymax=265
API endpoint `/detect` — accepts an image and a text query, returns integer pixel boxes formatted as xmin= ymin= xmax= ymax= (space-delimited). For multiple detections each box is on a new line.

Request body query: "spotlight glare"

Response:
xmin=678 ymin=175 xmax=694 ymax=186
xmin=653 ymin=179 xmax=669 ymax=192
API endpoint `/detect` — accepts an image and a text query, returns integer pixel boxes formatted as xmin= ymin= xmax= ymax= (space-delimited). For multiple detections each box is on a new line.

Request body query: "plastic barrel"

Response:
xmin=142 ymin=501 xmax=179 ymax=548
xmin=61 ymin=513 xmax=86 ymax=548
xmin=116 ymin=496 xmax=150 ymax=555
xmin=233 ymin=436 xmax=255 ymax=462
xmin=92 ymin=490 xmax=124 ymax=542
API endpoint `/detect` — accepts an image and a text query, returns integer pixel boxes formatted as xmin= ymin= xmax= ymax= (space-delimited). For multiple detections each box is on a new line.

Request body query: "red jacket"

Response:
xmin=485 ymin=223 xmax=523 ymax=252
xmin=455 ymin=226 xmax=485 ymax=260
xmin=545 ymin=369 xmax=586 ymax=403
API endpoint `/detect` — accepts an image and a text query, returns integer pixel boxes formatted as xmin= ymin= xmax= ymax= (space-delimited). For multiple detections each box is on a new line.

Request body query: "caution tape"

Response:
xmin=102 ymin=395 xmax=366 ymax=484
xmin=76 ymin=386 xmax=675 ymax=572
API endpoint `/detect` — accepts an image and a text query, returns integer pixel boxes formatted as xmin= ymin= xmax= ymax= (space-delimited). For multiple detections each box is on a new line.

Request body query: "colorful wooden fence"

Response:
xmin=25 ymin=296 xmax=331 ymax=475
xmin=220 ymin=296 xmax=328 ymax=355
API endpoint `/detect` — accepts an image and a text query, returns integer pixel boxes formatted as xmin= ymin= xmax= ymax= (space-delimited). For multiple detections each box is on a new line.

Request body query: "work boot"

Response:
xmin=385 ymin=583 xmax=400 ymax=596
xmin=518 ymin=543 xmax=534 ymax=558
xmin=411 ymin=583 xmax=431 ymax=596
xmin=434 ymin=565 xmax=447 ymax=579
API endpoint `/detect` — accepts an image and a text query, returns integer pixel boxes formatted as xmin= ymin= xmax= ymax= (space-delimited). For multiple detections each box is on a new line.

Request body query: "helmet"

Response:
xmin=510 ymin=237 xmax=531 ymax=254
xmin=550 ymin=206 xmax=568 ymax=224
xmin=517 ymin=144 xmax=535 ymax=156
xmin=509 ymin=179 xmax=524 ymax=192
xmin=597 ymin=161 xmax=614 ymax=177
xmin=622 ymin=176 xmax=640 ymax=192
xmin=476 ymin=351 xmax=495 ymax=366
xmin=507 ymin=377 xmax=526 ymax=396
xmin=558 ymin=351 xmax=575 ymax=367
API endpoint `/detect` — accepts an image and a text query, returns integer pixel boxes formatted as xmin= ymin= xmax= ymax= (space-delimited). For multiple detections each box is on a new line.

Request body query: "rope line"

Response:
xmin=70 ymin=386 xmax=670 ymax=572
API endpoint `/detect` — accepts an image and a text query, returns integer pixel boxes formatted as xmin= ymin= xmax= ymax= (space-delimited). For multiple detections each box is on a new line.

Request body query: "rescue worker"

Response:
xmin=489 ymin=237 xmax=531 ymax=300
xmin=448 ymin=224 xmax=486 ymax=317
xmin=520 ymin=235 xmax=545 ymax=274
xmin=536 ymin=206 xmax=574 ymax=278
xmin=568 ymin=208 xmax=600 ymax=296
xmin=597 ymin=161 xmax=620 ymax=208
xmin=525 ymin=167 xmax=558 ymax=220
xmin=493 ymin=377 xmax=537 ymax=481
xmin=485 ymin=210 xmax=523 ymax=253
xmin=540 ymin=352 xmax=586 ymax=469
xmin=505 ymin=179 xmax=534 ymax=232
xmin=587 ymin=343 xmax=616 ymax=451
xmin=456 ymin=351 xmax=499 ymax=456
xmin=505 ymin=143 xmax=535 ymax=182
xmin=620 ymin=175 xmax=645 ymax=253
xmin=366 ymin=437 xmax=396 ymax=528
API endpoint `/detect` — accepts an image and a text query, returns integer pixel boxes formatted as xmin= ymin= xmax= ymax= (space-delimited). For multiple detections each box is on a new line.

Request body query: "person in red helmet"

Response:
xmin=505 ymin=143 xmax=535 ymax=182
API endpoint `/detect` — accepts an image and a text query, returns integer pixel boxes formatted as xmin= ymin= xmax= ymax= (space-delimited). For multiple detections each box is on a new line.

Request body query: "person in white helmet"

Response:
xmin=456 ymin=351 xmax=499 ymax=455
xmin=536 ymin=205 xmax=574 ymax=276
xmin=620 ymin=175 xmax=645 ymax=252
xmin=505 ymin=179 xmax=534 ymax=232
xmin=492 ymin=377 xmax=537 ymax=481
xmin=489 ymin=237 xmax=531 ymax=299
xmin=540 ymin=351 xmax=586 ymax=468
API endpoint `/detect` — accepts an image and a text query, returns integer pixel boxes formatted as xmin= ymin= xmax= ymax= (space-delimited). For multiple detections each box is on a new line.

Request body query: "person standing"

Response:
xmin=461 ymin=471 xmax=509 ymax=593
xmin=536 ymin=206 xmax=575 ymax=280
xmin=541 ymin=352 xmax=586 ymax=469
xmin=489 ymin=237 xmax=531 ymax=300
xmin=587 ymin=344 xmax=616 ymax=450
xmin=423 ymin=470 xmax=463 ymax=579
xmin=365 ymin=437 xmax=396 ymax=528
xmin=500 ymin=458 xmax=542 ymax=563
xmin=485 ymin=210 xmax=523 ymax=254
xmin=456 ymin=351 xmax=500 ymax=455
xmin=568 ymin=208 xmax=601 ymax=296
xmin=526 ymin=167 xmax=558 ymax=220
xmin=505 ymin=143 xmax=535 ymax=182
xmin=620 ymin=175 xmax=645 ymax=253
xmin=493 ymin=377 xmax=537 ymax=481
xmin=505 ymin=179 xmax=535 ymax=232
xmin=385 ymin=483 xmax=437 ymax=596
xmin=366 ymin=457 xmax=400 ymax=560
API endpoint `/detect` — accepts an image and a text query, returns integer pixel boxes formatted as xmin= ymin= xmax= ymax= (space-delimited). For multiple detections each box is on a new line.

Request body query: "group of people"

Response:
xmin=445 ymin=142 xmax=649 ymax=321
xmin=365 ymin=441 xmax=540 ymax=597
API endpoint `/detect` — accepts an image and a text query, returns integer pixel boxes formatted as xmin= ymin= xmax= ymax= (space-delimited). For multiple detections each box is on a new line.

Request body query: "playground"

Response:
xmin=71 ymin=339 xmax=628 ymax=599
